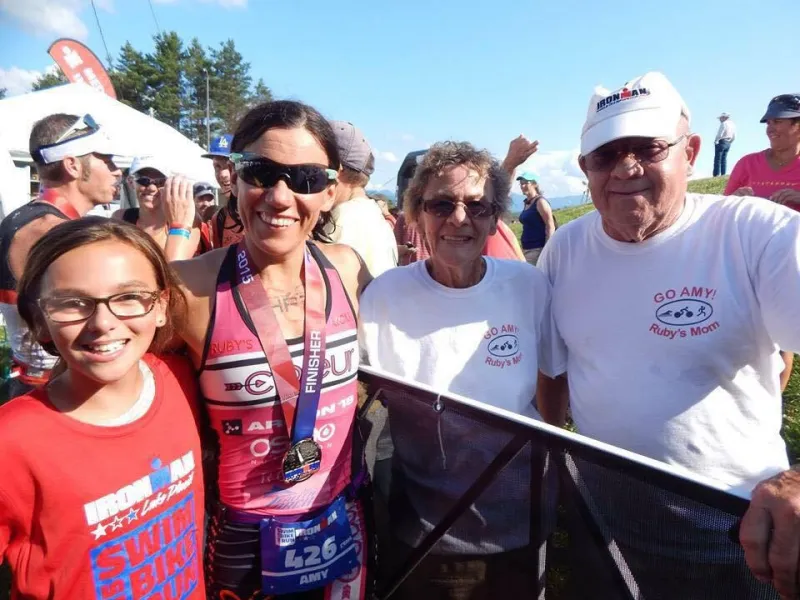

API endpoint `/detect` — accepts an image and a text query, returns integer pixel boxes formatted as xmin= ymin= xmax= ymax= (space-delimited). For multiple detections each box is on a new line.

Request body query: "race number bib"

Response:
xmin=260 ymin=495 xmax=359 ymax=595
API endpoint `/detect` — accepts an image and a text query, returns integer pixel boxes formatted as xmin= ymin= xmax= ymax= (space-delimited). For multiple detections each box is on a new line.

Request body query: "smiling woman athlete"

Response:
xmin=0 ymin=217 xmax=206 ymax=599
xmin=162 ymin=100 xmax=374 ymax=599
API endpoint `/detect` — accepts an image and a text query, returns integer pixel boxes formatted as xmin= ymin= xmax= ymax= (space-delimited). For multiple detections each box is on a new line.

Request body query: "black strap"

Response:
xmin=122 ymin=208 xmax=139 ymax=224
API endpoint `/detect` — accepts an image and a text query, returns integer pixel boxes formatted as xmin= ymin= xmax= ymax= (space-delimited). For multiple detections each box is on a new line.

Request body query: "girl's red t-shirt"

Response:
xmin=0 ymin=354 xmax=206 ymax=600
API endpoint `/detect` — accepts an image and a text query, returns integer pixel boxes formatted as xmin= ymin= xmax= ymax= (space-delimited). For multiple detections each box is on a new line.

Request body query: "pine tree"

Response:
xmin=32 ymin=70 xmax=69 ymax=91
xmin=147 ymin=32 xmax=185 ymax=132
xmin=210 ymin=39 xmax=252 ymax=134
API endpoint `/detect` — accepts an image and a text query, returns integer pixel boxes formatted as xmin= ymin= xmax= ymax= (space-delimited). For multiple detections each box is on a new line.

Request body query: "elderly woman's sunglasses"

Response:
xmin=230 ymin=153 xmax=337 ymax=194
xmin=422 ymin=199 xmax=498 ymax=219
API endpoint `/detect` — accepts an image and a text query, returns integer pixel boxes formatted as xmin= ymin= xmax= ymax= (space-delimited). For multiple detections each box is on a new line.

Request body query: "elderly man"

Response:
xmin=538 ymin=72 xmax=800 ymax=598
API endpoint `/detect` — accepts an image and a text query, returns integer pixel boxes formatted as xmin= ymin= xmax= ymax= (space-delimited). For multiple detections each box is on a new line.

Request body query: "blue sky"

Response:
xmin=1 ymin=0 xmax=799 ymax=197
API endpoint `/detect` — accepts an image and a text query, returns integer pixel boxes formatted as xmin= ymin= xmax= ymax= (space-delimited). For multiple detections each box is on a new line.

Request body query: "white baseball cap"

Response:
xmin=580 ymin=71 xmax=691 ymax=156
xmin=129 ymin=155 xmax=172 ymax=177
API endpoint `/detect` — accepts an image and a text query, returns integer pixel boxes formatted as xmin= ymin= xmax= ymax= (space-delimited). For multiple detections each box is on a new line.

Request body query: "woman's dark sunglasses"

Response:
xmin=584 ymin=135 xmax=687 ymax=172
xmin=230 ymin=153 xmax=337 ymax=194
xmin=422 ymin=199 xmax=498 ymax=219
xmin=135 ymin=176 xmax=167 ymax=188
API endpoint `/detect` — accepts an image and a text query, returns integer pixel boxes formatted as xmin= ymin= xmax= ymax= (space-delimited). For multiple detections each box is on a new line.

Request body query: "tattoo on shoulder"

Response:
xmin=268 ymin=285 xmax=305 ymax=313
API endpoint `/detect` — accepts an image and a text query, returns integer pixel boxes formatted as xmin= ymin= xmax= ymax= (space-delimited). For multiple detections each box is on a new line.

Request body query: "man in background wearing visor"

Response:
xmin=0 ymin=113 xmax=122 ymax=399
xmin=202 ymin=133 xmax=245 ymax=247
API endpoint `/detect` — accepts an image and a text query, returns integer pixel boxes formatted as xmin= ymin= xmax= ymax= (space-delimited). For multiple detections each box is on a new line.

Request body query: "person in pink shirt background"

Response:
xmin=724 ymin=94 xmax=800 ymax=209
xmin=724 ymin=93 xmax=800 ymax=392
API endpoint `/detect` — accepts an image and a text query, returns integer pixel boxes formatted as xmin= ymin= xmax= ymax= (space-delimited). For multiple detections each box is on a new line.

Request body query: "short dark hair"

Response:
xmin=232 ymin=100 xmax=340 ymax=241
xmin=29 ymin=113 xmax=83 ymax=183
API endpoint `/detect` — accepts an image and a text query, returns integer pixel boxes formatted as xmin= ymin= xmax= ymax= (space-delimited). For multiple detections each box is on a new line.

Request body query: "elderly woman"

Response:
xmin=359 ymin=141 xmax=565 ymax=599
xmin=724 ymin=94 xmax=800 ymax=392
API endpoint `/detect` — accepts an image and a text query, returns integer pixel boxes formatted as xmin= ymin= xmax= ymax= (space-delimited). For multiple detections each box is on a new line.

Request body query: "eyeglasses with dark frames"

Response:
xmin=38 ymin=291 xmax=162 ymax=324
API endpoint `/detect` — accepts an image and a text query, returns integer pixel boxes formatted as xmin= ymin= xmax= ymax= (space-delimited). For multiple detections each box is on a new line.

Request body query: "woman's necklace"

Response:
xmin=768 ymin=149 xmax=798 ymax=169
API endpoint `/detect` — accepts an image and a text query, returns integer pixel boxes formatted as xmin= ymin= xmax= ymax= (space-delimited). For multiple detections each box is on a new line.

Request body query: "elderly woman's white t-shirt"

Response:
xmin=358 ymin=257 xmax=566 ymax=415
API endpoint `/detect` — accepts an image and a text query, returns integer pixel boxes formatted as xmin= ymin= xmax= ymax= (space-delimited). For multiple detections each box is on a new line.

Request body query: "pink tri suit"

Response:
xmin=199 ymin=243 xmax=373 ymax=599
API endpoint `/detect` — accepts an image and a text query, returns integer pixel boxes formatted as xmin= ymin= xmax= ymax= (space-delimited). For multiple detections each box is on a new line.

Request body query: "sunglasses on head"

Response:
xmin=422 ymin=199 xmax=497 ymax=219
xmin=135 ymin=176 xmax=167 ymax=188
xmin=230 ymin=153 xmax=337 ymax=194
xmin=55 ymin=114 xmax=100 ymax=144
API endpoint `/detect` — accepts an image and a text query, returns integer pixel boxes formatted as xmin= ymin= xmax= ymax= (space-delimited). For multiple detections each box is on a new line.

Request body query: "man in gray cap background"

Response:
xmin=327 ymin=121 xmax=398 ymax=277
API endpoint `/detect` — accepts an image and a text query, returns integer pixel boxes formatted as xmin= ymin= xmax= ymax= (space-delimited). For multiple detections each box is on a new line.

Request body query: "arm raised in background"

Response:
xmin=501 ymin=135 xmax=539 ymax=178
xmin=162 ymin=176 xmax=199 ymax=261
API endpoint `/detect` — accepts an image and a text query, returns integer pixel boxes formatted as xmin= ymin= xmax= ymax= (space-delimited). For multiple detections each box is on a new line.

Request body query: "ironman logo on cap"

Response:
xmin=596 ymin=86 xmax=651 ymax=112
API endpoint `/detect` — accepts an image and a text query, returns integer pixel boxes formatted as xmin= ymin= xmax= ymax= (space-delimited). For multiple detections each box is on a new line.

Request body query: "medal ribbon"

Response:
xmin=35 ymin=188 xmax=81 ymax=220
xmin=235 ymin=242 xmax=327 ymax=444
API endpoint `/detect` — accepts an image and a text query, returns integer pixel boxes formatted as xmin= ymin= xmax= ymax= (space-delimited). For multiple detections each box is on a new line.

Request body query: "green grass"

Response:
xmin=518 ymin=176 xmax=800 ymax=461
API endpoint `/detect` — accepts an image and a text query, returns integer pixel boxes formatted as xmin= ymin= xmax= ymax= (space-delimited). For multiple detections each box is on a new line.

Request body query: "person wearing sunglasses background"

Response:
xmin=113 ymin=156 xmax=211 ymax=259
xmin=0 ymin=113 xmax=122 ymax=400
xmin=0 ymin=217 xmax=205 ymax=599
xmin=359 ymin=140 xmax=565 ymax=599
xmin=160 ymin=100 xmax=374 ymax=599
xmin=536 ymin=72 xmax=800 ymax=598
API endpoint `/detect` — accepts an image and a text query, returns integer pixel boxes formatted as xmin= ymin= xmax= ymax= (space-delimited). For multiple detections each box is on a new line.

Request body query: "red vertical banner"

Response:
xmin=47 ymin=38 xmax=117 ymax=99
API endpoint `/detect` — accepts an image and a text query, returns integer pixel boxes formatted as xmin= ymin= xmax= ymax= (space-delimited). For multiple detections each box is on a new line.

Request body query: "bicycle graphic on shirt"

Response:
xmin=655 ymin=299 xmax=714 ymax=327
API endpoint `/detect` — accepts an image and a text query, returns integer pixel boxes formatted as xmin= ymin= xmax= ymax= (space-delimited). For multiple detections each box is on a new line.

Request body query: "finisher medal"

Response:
xmin=282 ymin=438 xmax=323 ymax=484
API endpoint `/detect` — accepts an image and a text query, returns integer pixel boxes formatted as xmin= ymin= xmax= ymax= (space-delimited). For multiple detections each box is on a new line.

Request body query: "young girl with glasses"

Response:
xmin=0 ymin=217 xmax=206 ymax=599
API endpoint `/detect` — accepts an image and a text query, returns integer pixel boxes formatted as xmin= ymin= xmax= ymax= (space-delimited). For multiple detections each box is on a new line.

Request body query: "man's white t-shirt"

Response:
xmin=328 ymin=196 xmax=398 ymax=277
xmin=538 ymin=193 xmax=800 ymax=496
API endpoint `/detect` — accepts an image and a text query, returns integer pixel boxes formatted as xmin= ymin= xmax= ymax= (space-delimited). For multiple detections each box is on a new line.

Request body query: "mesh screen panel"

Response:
xmin=358 ymin=367 xmax=780 ymax=600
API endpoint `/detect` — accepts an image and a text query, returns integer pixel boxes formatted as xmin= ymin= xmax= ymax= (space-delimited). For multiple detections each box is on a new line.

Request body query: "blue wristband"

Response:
xmin=168 ymin=228 xmax=191 ymax=239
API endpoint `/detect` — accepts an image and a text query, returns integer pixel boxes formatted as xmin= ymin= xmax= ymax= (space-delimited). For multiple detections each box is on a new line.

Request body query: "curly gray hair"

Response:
xmin=403 ymin=141 xmax=511 ymax=224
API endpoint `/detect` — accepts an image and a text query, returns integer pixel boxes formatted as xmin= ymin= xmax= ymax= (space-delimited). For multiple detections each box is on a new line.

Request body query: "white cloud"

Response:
xmin=0 ymin=0 xmax=95 ymax=39
xmin=0 ymin=65 xmax=56 ymax=97
xmin=518 ymin=149 xmax=588 ymax=198
xmin=377 ymin=151 xmax=398 ymax=163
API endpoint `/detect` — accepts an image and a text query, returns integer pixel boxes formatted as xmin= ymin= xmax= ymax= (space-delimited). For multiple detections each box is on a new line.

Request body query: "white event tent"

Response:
xmin=0 ymin=82 xmax=216 ymax=218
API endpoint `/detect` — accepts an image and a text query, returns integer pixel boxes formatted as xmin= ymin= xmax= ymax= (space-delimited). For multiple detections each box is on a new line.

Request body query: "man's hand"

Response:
xmin=740 ymin=467 xmax=800 ymax=597
xmin=771 ymin=189 xmax=800 ymax=207
xmin=503 ymin=135 xmax=539 ymax=172
xmin=731 ymin=186 xmax=755 ymax=197
xmin=162 ymin=176 xmax=196 ymax=228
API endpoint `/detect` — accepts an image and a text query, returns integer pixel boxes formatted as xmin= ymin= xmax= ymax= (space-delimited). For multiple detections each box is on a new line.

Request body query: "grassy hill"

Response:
xmin=515 ymin=175 xmax=800 ymax=461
